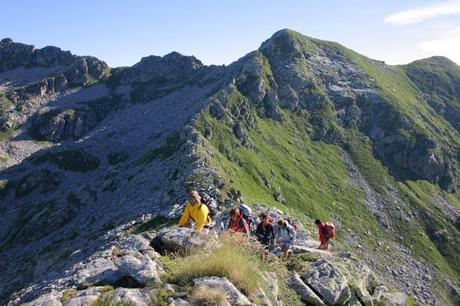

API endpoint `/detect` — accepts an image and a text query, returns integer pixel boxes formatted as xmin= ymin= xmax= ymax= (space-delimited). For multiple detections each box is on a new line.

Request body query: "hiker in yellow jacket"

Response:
xmin=178 ymin=190 xmax=211 ymax=231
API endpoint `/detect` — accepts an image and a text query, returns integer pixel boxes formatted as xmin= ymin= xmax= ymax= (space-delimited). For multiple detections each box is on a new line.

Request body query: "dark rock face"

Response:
xmin=0 ymin=39 xmax=74 ymax=72
xmin=65 ymin=57 xmax=108 ymax=86
xmin=120 ymin=52 xmax=203 ymax=84
xmin=32 ymin=109 xmax=98 ymax=142
xmin=15 ymin=169 xmax=58 ymax=197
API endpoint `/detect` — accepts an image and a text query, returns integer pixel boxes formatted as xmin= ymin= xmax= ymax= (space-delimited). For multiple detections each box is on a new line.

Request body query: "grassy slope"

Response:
xmin=315 ymin=38 xmax=460 ymax=149
xmin=196 ymin=90 xmax=460 ymax=304
xmin=403 ymin=57 xmax=460 ymax=102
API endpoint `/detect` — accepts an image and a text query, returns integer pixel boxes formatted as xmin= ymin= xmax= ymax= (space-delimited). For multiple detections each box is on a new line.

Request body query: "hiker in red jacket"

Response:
xmin=315 ymin=219 xmax=333 ymax=250
xmin=228 ymin=207 xmax=250 ymax=234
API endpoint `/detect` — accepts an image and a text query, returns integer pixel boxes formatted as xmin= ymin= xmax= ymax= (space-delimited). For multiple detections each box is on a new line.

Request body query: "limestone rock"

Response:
xmin=114 ymin=251 xmax=161 ymax=285
xmin=289 ymin=273 xmax=326 ymax=305
xmin=76 ymin=257 xmax=123 ymax=287
xmin=167 ymin=298 xmax=190 ymax=306
xmin=111 ymin=288 xmax=152 ymax=306
xmin=159 ymin=227 xmax=218 ymax=252
xmin=193 ymin=276 xmax=252 ymax=306
xmin=65 ymin=295 xmax=99 ymax=306
xmin=302 ymin=259 xmax=352 ymax=305
xmin=23 ymin=292 xmax=63 ymax=306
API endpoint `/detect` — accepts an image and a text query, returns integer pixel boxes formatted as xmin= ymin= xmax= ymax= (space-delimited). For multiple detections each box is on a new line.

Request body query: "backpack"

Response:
xmin=200 ymin=192 xmax=218 ymax=218
xmin=287 ymin=218 xmax=298 ymax=231
xmin=325 ymin=223 xmax=336 ymax=240
xmin=276 ymin=222 xmax=295 ymax=242
xmin=239 ymin=204 xmax=254 ymax=229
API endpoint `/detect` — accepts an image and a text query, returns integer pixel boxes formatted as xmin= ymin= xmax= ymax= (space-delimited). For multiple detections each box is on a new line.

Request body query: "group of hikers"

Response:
xmin=178 ymin=190 xmax=335 ymax=257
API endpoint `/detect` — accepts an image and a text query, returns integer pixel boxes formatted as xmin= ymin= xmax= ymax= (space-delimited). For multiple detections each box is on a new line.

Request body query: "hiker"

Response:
xmin=274 ymin=219 xmax=296 ymax=258
xmin=239 ymin=204 xmax=254 ymax=232
xmin=256 ymin=214 xmax=275 ymax=247
xmin=178 ymin=190 xmax=211 ymax=231
xmin=315 ymin=219 xmax=335 ymax=250
xmin=227 ymin=207 xmax=250 ymax=234
xmin=286 ymin=217 xmax=298 ymax=231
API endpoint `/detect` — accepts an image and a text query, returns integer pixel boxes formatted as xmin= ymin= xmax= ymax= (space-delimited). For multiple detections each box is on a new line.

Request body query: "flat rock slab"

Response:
xmin=23 ymin=292 xmax=63 ymax=306
xmin=193 ymin=276 xmax=252 ymax=306
xmin=76 ymin=257 xmax=123 ymax=287
xmin=291 ymin=245 xmax=331 ymax=255
xmin=65 ymin=295 xmax=99 ymax=306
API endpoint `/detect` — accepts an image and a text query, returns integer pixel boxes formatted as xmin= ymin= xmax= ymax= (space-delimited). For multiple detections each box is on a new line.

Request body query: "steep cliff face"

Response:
xmin=0 ymin=30 xmax=460 ymax=305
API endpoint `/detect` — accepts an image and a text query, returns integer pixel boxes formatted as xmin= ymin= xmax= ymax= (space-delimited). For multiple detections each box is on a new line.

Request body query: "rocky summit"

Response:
xmin=1 ymin=29 xmax=460 ymax=305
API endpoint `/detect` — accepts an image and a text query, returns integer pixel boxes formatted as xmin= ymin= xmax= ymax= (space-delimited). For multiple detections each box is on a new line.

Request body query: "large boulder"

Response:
xmin=75 ymin=257 xmax=123 ymax=287
xmin=302 ymin=259 xmax=352 ymax=305
xmin=334 ymin=252 xmax=377 ymax=306
xmin=114 ymin=250 xmax=162 ymax=285
xmin=289 ymin=273 xmax=326 ymax=305
xmin=193 ymin=276 xmax=252 ymax=306
xmin=158 ymin=227 xmax=218 ymax=252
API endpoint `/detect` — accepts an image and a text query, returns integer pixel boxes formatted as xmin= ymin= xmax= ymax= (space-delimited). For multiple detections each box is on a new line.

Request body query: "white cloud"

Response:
xmin=385 ymin=1 xmax=460 ymax=25
xmin=418 ymin=30 xmax=460 ymax=63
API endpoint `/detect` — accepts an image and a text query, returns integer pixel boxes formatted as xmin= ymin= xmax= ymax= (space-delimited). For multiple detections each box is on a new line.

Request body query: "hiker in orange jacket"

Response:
xmin=315 ymin=219 xmax=332 ymax=250
xmin=228 ymin=207 xmax=250 ymax=234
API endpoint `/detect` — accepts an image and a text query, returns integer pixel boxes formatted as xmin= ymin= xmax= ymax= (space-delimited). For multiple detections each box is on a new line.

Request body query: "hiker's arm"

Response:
xmin=194 ymin=207 xmax=207 ymax=231
xmin=178 ymin=204 xmax=190 ymax=227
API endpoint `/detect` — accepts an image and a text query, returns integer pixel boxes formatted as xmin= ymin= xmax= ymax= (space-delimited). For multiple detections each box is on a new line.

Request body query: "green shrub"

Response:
xmin=15 ymin=169 xmax=58 ymax=197
xmin=61 ymin=288 xmax=77 ymax=304
xmin=131 ymin=216 xmax=175 ymax=234
xmin=107 ymin=152 xmax=129 ymax=165
xmin=0 ymin=179 xmax=11 ymax=199
xmin=30 ymin=150 xmax=100 ymax=172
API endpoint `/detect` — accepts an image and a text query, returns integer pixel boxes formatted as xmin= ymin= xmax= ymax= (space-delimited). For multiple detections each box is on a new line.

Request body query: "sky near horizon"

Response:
xmin=1 ymin=0 xmax=460 ymax=67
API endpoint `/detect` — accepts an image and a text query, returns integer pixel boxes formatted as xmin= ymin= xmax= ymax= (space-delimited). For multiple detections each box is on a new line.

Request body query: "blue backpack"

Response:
xmin=239 ymin=204 xmax=254 ymax=229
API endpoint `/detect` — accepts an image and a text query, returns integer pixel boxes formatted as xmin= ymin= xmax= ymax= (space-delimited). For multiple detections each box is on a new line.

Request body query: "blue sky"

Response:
xmin=2 ymin=0 xmax=459 ymax=67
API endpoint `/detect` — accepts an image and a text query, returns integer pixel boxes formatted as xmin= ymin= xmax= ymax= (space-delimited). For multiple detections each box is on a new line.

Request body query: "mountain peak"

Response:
xmin=410 ymin=56 xmax=458 ymax=68
xmin=119 ymin=51 xmax=204 ymax=84
xmin=259 ymin=28 xmax=317 ymax=57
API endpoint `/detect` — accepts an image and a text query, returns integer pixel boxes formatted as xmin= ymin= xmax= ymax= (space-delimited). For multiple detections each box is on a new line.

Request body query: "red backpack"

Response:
xmin=325 ymin=223 xmax=336 ymax=239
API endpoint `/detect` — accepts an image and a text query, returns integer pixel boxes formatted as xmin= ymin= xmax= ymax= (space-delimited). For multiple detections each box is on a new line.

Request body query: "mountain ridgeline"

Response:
xmin=1 ymin=30 xmax=460 ymax=305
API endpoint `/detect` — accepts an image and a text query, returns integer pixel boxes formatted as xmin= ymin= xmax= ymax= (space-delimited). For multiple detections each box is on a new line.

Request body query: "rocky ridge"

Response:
xmin=1 ymin=29 xmax=460 ymax=305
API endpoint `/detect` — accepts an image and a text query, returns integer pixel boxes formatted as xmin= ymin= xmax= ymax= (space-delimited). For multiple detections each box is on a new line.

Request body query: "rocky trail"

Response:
xmin=13 ymin=205 xmax=413 ymax=306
